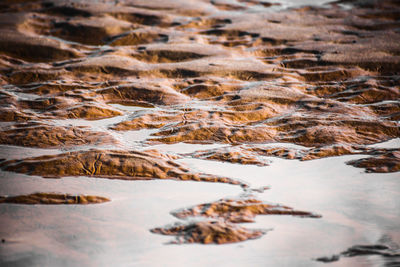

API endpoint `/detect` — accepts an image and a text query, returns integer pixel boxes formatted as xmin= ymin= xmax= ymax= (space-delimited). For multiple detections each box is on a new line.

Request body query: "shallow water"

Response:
xmin=267 ymin=0 xmax=334 ymax=8
xmin=1 ymin=152 xmax=398 ymax=266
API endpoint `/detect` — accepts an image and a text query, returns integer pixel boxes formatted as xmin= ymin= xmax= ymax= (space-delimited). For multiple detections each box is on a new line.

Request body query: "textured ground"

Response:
xmin=0 ymin=193 xmax=110 ymax=204
xmin=0 ymin=0 xmax=399 ymax=262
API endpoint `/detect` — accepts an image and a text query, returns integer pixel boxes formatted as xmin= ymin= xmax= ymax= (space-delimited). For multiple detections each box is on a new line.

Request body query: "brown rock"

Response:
xmin=1 ymin=149 xmax=241 ymax=184
xmin=0 ymin=124 xmax=116 ymax=148
xmin=189 ymin=147 xmax=270 ymax=167
xmin=18 ymin=97 xmax=123 ymax=120
xmin=173 ymin=198 xmax=321 ymax=223
xmin=0 ymin=192 xmax=110 ymax=205
xmin=151 ymin=221 xmax=265 ymax=244
xmin=0 ymin=30 xmax=82 ymax=62
xmin=315 ymin=243 xmax=400 ymax=263
xmin=96 ymin=82 xmax=189 ymax=106
xmin=347 ymin=150 xmax=400 ymax=173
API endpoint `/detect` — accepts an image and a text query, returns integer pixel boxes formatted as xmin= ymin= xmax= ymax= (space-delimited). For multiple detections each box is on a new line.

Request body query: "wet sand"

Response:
xmin=0 ymin=0 xmax=399 ymax=266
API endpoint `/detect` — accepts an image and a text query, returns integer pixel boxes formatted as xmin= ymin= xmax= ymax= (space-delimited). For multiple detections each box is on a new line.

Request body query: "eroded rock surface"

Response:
xmin=0 ymin=123 xmax=116 ymax=148
xmin=0 ymin=0 xmax=399 ymax=251
xmin=347 ymin=150 xmax=400 ymax=173
xmin=151 ymin=221 xmax=265 ymax=244
xmin=188 ymin=146 xmax=271 ymax=167
xmin=1 ymin=149 xmax=240 ymax=184
xmin=173 ymin=198 xmax=321 ymax=223
xmin=189 ymin=145 xmax=400 ymax=173
xmin=0 ymin=193 xmax=110 ymax=205
xmin=152 ymin=196 xmax=321 ymax=244
xmin=316 ymin=243 xmax=400 ymax=263
xmin=0 ymin=0 xmax=398 ymax=153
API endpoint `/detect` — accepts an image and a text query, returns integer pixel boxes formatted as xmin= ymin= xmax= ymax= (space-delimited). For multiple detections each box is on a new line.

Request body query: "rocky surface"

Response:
xmin=347 ymin=150 xmax=400 ymax=173
xmin=152 ymin=197 xmax=321 ymax=244
xmin=0 ymin=0 xmax=398 ymax=151
xmin=1 ymin=149 xmax=240 ymax=184
xmin=0 ymin=123 xmax=116 ymax=148
xmin=172 ymin=198 xmax=321 ymax=223
xmin=188 ymin=145 xmax=400 ymax=172
xmin=316 ymin=243 xmax=400 ymax=263
xmin=0 ymin=0 xmax=399 ymax=253
xmin=151 ymin=221 xmax=265 ymax=244
xmin=0 ymin=193 xmax=110 ymax=205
